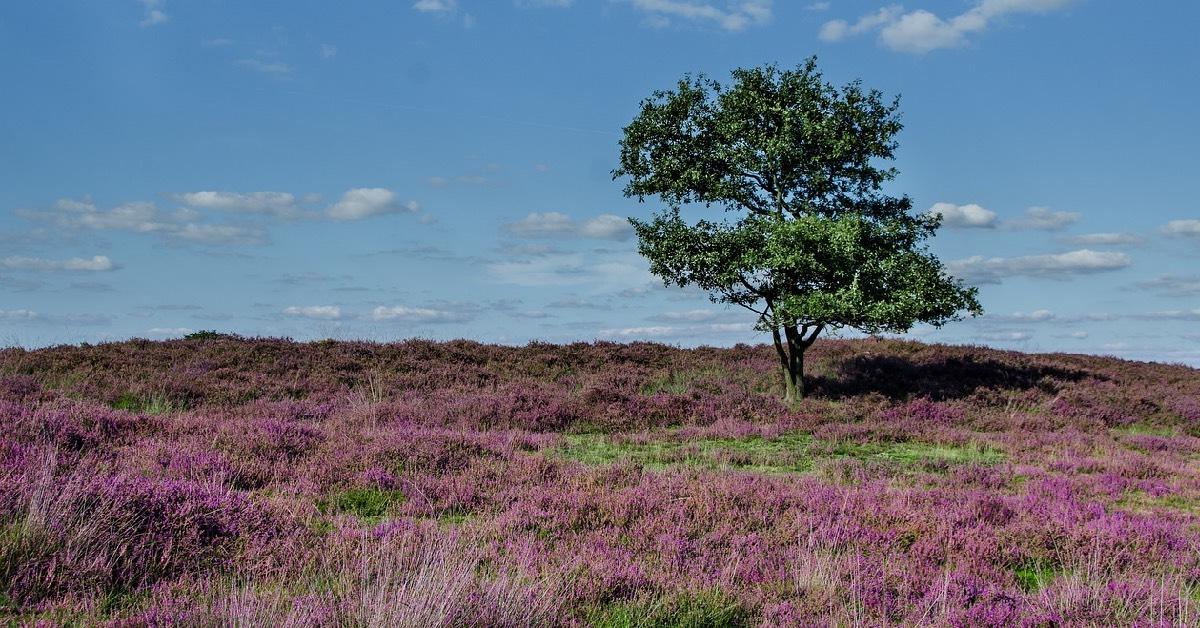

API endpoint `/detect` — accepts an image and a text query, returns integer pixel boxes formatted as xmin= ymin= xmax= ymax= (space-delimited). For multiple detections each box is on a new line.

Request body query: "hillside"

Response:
xmin=2 ymin=337 xmax=1199 ymax=625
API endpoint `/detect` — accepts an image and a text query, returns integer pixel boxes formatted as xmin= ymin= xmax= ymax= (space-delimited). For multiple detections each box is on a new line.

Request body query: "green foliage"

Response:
xmin=614 ymin=58 xmax=981 ymax=399
xmin=586 ymin=589 xmax=751 ymax=628
xmin=318 ymin=488 xmax=406 ymax=523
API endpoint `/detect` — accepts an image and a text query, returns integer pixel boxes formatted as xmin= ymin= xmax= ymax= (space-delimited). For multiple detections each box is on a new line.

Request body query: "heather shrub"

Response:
xmin=0 ymin=338 xmax=1196 ymax=624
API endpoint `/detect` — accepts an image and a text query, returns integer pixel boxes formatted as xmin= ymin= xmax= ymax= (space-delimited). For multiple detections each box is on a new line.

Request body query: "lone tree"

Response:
xmin=614 ymin=59 xmax=982 ymax=402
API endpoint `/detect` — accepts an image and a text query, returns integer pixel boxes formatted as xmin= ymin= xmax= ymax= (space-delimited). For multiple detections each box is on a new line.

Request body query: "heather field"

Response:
xmin=2 ymin=336 xmax=1200 ymax=626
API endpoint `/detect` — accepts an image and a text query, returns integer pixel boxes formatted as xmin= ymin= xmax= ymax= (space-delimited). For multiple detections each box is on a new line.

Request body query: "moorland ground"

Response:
xmin=2 ymin=336 xmax=1199 ymax=625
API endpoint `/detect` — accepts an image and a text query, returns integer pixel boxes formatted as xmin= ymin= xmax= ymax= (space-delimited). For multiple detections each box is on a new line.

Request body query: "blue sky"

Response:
xmin=2 ymin=0 xmax=1198 ymax=364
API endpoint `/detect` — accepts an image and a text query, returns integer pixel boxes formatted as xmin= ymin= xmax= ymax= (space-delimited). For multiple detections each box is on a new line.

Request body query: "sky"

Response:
xmin=1 ymin=0 xmax=1198 ymax=365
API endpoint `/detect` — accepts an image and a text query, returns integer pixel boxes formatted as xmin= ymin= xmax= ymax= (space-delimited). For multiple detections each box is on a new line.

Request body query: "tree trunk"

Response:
xmin=771 ymin=323 xmax=823 ymax=404
xmin=771 ymin=326 xmax=798 ymax=403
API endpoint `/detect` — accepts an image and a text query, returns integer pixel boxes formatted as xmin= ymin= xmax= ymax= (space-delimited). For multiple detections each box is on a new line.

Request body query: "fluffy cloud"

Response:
xmin=1136 ymin=275 xmax=1200 ymax=298
xmin=1163 ymin=219 xmax=1200 ymax=238
xmin=1134 ymin=309 xmax=1200 ymax=322
xmin=176 ymin=191 xmax=306 ymax=218
xmin=596 ymin=321 xmax=754 ymax=340
xmin=627 ymin=0 xmax=772 ymax=31
xmin=327 ymin=188 xmax=419 ymax=221
xmin=976 ymin=331 xmax=1032 ymax=342
xmin=948 ymin=249 xmax=1130 ymax=284
xmin=488 ymin=251 xmax=653 ymax=289
xmin=235 ymin=58 xmax=293 ymax=76
xmin=283 ymin=305 xmax=343 ymax=320
xmin=0 ymin=309 xmax=110 ymax=326
xmin=371 ymin=305 xmax=473 ymax=323
xmin=1003 ymin=206 xmax=1080 ymax=231
xmin=1 ymin=255 xmax=116 ymax=272
xmin=647 ymin=309 xmax=740 ymax=323
xmin=17 ymin=198 xmax=266 ymax=245
xmin=1058 ymin=232 xmax=1144 ymax=246
xmin=599 ymin=325 xmax=676 ymax=338
xmin=926 ymin=202 xmax=996 ymax=229
xmin=504 ymin=212 xmax=633 ymax=241
xmin=146 ymin=327 xmax=194 ymax=336
xmin=0 ymin=310 xmax=38 ymax=321
xmin=138 ymin=0 xmax=168 ymax=27
xmin=822 ymin=0 xmax=1073 ymax=53
xmin=413 ymin=0 xmax=456 ymax=12
xmin=984 ymin=309 xmax=1115 ymax=323
xmin=819 ymin=5 xmax=902 ymax=42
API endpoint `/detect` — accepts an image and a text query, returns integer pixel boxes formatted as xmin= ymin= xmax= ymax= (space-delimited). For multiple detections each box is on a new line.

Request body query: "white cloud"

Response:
xmin=283 ymin=305 xmax=343 ymax=320
xmin=648 ymin=309 xmax=737 ymax=323
xmin=626 ymin=0 xmax=772 ymax=31
xmin=599 ymin=325 xmax=676 ymax=338
xmin=17 ymin=197 xmax=267 ymax=245
xmin=517 ymin=0 xmax=574 ymax=6
xmin=0 ymin=310 xmax=38 ymax=321
xmin=138 ymin=0 xmax=168 ymax=27
xmin=236 ymin=58 xmax=293 ymax=76
xmin=823 ymin=0 xmax=1073 ymax=53
xmin=504 ymin=212 xmax=633 ymax=241
xmin=320 ymin=44 xmax=338 ymax=59
xmin=489 ymin=250 xmax=652 ymax=288
xmin=806 ymin=2 xmax=831 ymax=11
xmin=948 ymin=249 xmax=1130 ymax=284
xmin=596 ymin=321 xmax=754 ymax=341
xmin=991 ymin=309 xmax=1055 ymax=322
xmin=926 ymin=202 xmax=996 ymax=229
xmin=985 ymin=309 xmax=1114 ymax=323
xmin=1136 ymin=275 xmax=1200 ymax=298
xmin=147 ymin=327 xmax=194 ymax=336
xmin=819 ymin=5 xmax=901 ymax=42
xmin=1059 ymin=232 xmax=1144 ymax=246
xmin=171 ymin=223 xmax=265 ymax=245
xmin=176 ymin=191 xmax=305 ymax=218
xmin=371 ymin=305 xmax=472 ymax=323
xmin=0 ymin=309 xmax=111 ymax=326
xmin=1 ymin=255 xmax=116 ymax=272
xmin=1003 ymin=206 xmax=1080 ymax=231
xmin=414 ymin=0 xmax=457 ymax=12
xmin=1135 ymin=309 xmax=1200 ymax=322
xmin=412 ymin=0 xmax=474 ymax=25
xmin=977 ymin=331 xmax=1033 ymax=342
xmin=1163 ymin=219 xmax=1200 ymax=238
xmin=327 ymin=188 xmax=419 ymax=221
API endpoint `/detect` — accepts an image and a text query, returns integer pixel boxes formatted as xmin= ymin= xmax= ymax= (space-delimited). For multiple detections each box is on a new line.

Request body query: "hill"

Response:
xmin=1 ymin=337 xmax=1199 ymax=625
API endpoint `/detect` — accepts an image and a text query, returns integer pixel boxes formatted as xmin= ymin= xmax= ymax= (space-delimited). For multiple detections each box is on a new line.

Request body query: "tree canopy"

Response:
xmin=614 ymin=58 xmax=982 ymax=401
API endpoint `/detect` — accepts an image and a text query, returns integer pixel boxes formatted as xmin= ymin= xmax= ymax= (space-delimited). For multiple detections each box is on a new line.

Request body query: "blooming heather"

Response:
xmin=0 ymin=337 xmax=1198 ymax=625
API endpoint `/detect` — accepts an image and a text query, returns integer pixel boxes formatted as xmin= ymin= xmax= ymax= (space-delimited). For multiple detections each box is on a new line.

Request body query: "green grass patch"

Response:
xmin=639 ymin=368 xmax=729 ymax=396
xmin=111 ymin=392 xmax=177 ymax=414
xmin=823 ymin=440 xmax=1004 ymax=466
xmin=558 ymin=431 xmax=1003 ymax=476
xmin=1116 ymin=490 xmax=1200 ymax=515
xmin=317 ymin=487 xmax=406 ymax=523
xmin=1013 ymin=560 xmax=1060 ymax=593
xmin=586 ymin=589 xmax=751 ymax=628
xmin=1111 ymin=423 xmax=1177 ymax=437
xmin=560 ymin=432 xmax=814 ymax=474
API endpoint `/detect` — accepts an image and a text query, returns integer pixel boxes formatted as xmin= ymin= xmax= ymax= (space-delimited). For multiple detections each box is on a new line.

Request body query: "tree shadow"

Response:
xmin=809 ymin=354 xmax=1095 ymax=401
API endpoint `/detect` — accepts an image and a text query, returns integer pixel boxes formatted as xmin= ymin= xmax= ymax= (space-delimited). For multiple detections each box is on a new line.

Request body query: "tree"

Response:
xmin=613 ymin=58 xmax=982 ymax=402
